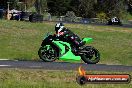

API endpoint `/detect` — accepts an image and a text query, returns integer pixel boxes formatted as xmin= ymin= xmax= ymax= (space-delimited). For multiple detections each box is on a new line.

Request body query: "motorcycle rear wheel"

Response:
xmin=81 ymin=46 xmax=100 ymax=64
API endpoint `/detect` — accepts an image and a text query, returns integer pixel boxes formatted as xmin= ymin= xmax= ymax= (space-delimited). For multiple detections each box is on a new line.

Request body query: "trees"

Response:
xmin=69 ymin=0 xmax=80 ymax=16
xmin=7 ymin=0 xmax=24 ymax=10
xmin=127 ymin=0 xmax=132 ymax=14
xmin=96 ymin=0 xmax=126 ymax=18
xmin=47 ymin=0 xmax=71 ymax=16
xmin=35 ymin=0 xmax=47 ymax=14
xmin=78 ymin=0 xmax=97 ymax=18
xmin=0 ymin=0 xmax=36 ymax=10
xmin=0 ymin=0 xmax=131 ymax=18
xmin=0 ymin=0 xmax=7 ymax=9
xmin=20 ymin=0 xmax=36 ymax=8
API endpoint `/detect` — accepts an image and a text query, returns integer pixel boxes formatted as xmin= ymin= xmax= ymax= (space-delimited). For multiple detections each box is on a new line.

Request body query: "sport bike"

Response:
xmin=38 ymin=33 xmax=100 ymax=64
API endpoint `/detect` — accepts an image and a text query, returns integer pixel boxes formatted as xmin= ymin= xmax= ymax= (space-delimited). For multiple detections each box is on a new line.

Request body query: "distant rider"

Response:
xmin=112 ymin=17 xmax=119 ymax=23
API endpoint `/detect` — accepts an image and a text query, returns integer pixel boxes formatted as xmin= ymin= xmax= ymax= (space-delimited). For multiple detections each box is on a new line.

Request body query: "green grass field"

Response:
xmin=0 ymin=20 xmax=132 ymax=65
xmin=0 ymin=69 xmax=131 ymax=88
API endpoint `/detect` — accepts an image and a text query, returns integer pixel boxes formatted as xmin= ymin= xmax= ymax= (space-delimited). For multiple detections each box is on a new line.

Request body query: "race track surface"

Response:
xmin=48 ymin=21 xmax=132 ymax=28
xmin=0 ymin=60 xmax=132 ymax=72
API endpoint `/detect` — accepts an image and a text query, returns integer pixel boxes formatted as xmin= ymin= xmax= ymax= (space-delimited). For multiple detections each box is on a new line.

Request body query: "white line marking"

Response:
xmin=0 ymin=59 xmax=10 ymax=60
xmin=0 ymin=65 xmax=11 ymax=67
xmin=0 ymin=59 xmax=18 ymax=61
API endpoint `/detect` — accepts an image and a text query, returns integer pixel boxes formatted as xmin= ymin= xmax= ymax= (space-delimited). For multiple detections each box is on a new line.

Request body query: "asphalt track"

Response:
xmin=47 ymin=21 xmax=132 ymax=28
xmin=89 ymin=23 xmax=132 ymax=28
xmin=0 ymin=60 xmax=132 ymax=72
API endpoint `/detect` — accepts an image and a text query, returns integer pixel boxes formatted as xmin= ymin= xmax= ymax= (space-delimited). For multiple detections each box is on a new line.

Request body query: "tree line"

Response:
xmin=47 ymin=0 xmax=132 ymax=19
xmin=0 ymin=0 xmax=132 ymax=19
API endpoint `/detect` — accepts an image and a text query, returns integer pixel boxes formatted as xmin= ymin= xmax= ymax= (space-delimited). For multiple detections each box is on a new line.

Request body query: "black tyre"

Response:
xmin=119 ymin=22 xmax=123 ymax=26
xmin=38 ymin=44 xmax=58 ymax=62
xmin=81 ymin=46 xmax=100 ymax=64
xmin=108 ymin=20 xmax=112 ymax=25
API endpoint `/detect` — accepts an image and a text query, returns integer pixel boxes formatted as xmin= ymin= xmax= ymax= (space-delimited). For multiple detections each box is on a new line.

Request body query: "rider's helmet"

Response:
xmin=55 ymin=23 xmax=64 ymax=33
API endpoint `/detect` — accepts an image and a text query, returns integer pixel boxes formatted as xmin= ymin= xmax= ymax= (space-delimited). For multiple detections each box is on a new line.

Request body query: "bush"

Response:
xmin=96 ymin=12 xmax=108 ymax=23
xmin=65 ymin=11 xmax=76 ymax=22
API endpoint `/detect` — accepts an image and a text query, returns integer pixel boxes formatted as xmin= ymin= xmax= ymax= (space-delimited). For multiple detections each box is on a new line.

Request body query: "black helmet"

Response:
xmin=55 ymin=23 xmax=64 ymax=33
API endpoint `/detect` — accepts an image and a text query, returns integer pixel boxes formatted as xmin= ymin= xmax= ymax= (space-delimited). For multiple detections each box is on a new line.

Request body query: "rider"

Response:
xmin=112 ymin=17 xmax=119 ymax=23
xmin=55 ymin=23 xmax=84 ymax=48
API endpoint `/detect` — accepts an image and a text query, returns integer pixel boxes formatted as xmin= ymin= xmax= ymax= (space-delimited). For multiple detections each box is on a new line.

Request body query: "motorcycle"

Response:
xmin=107 ymin=17 xmax=122 ymax=26
xmin=38 ymin=32 xmax=100 ymax=64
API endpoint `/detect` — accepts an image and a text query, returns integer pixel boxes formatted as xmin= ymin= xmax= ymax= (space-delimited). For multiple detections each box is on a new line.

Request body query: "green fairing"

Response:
xmin=60 ymin=51 xmax=81 ymax=61
xmin=52 ymin=41 xmax=65 ymax=55
xmin=52 ymin=41 xmax=81 ymax=61
xmin=82 ymin=38 xmax=93 ymax=43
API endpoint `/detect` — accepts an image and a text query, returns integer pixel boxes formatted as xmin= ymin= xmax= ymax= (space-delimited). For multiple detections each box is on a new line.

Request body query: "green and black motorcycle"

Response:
xmin=38 ymin=33 xmax=100 ymax=64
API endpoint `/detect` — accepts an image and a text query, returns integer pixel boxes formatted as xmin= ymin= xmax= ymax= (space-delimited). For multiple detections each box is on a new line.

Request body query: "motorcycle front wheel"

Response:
xmin=38 ymin=45 xmax=58 ymax=62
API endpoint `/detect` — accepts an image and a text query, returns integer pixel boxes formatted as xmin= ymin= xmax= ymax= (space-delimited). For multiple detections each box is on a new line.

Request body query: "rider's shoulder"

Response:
xmin=64 ymin=28 xmax=70 ymax=31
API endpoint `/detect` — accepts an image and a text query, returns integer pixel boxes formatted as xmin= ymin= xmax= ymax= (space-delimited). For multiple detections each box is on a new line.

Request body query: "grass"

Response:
xmin=0 ymin=20 xmax=132 ymax=65
xmin=0 ymin=20 xmax=53 ymax=60
xmin=0 ymin=69 xmax=131 ymax=88
xmin=126 ymin=13 xmax=132 ymax=20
